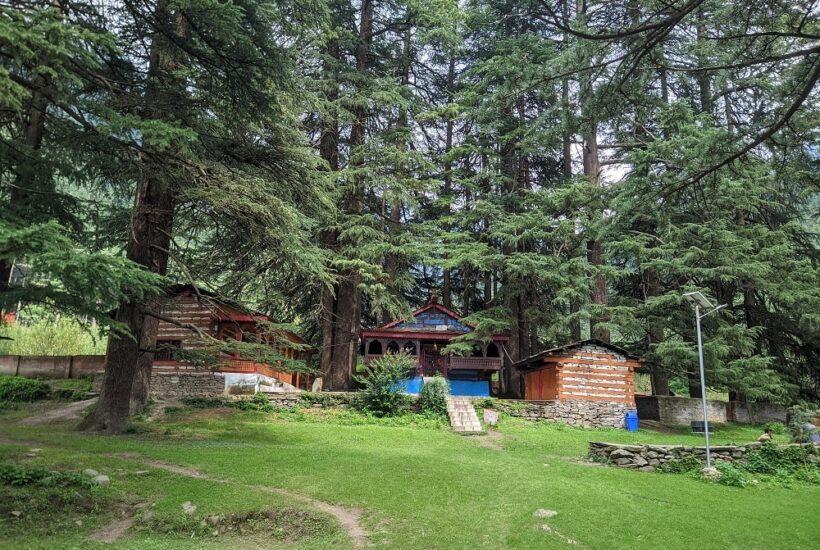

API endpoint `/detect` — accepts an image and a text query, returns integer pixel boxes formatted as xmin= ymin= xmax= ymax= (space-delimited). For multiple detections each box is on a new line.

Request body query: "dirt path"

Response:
xmin=88 ymin=517 xmax=136 ymax=543
xmin=19 ymin=398 xmax=97 ymax=426
xmin=112 ymin=453 xmax=367 ymax=548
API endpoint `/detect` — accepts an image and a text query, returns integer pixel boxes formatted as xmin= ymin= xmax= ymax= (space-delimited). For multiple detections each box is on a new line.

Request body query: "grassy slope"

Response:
xmin=0 ymin=405 xmax=817 ymax=549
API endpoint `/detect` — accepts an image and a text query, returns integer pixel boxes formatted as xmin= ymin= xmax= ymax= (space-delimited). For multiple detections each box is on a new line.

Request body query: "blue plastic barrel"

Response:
xmin=625 ymin=410 xmax=639 ymax=432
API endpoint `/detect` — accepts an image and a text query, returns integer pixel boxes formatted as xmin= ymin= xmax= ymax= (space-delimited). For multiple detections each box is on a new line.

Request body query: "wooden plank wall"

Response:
xmin=156 ymin=294 xmax=216 ymax=349
xmin=545 ymin=344 xmax=638 ymax=405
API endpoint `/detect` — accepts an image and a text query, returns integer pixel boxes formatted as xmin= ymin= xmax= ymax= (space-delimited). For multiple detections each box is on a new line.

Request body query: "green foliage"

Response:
xmin=419 ymin=376 xmax=450 ymax=416
xmin=714 ymin=463 xmax=749 ymax=488
xmin=0 ymin=376 xmax=49 ymax=402
xmin=743 ymin=442 xmax=818 ymax=476
xmin=353 ymin=352 xmax=414 ymax=417
xmin=0 ymin=316 xmax=106 ymax=355
xmin=0 ymin=463 xmax=91 ymax=488
xmin=788 ymin=405 xmax=818 ymax=443
xmin=659 ymin=456 xmax=702 ymax=474
xmin=762 ymin=422 xmax=788 ymax=435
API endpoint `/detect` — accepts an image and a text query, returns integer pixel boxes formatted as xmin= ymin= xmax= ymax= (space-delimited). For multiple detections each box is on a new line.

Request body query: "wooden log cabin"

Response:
xmin=513 ymin=340 xmax=641 ymax=405
xmin=360 ymin=294 xmax=508 ymax=396
xmin=154 ymin=285 xmax=315 ymax=390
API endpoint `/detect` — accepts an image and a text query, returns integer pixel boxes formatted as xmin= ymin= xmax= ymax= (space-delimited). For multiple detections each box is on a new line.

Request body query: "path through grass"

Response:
xmin=0 ymin=403 xmax=817 ymax=548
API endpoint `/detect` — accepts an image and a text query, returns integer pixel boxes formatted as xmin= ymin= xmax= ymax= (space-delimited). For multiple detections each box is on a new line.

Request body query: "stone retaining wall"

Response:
xmin=93 ymin=372 xmax=226 ymax=398
xmin=266 ymin=392 xmax=357 ymax=408
xmin=589 ymin=441 xmax=762 ymax=471
xmin=480 ymin=398 xmax=629 ymax=428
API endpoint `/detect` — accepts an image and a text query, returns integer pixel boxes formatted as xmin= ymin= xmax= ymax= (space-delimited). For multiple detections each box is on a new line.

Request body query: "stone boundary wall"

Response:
xmin=636 ymin=395 xmax=789 ymax=425
xmin=480 ymin=398 xmax=629 ymax=428
xmin=0 ymin=355 xmax=104 ymax=379
xmin=589 ymin=441 xmax=762 ymax=471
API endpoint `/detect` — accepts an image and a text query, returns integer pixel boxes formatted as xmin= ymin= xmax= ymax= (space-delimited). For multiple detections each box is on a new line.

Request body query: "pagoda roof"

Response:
xmin=361 ymin=294 xmax=507 ymax=341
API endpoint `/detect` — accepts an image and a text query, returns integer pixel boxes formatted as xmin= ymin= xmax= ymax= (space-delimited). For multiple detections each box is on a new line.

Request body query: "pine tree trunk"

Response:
xmin=1 ymin=73 xmax=49 ymax=315
xmin=318 ymin=38 xmax=340 ymax=382
xmin=325 ymin=0 xmax=373 ymax=390
xmin=581 ymin=76 xmax=609 ymax=342
xmin=84 ymin=2 xmax=183 ymax=431
xmin=441 ymin=55 xmax=455 ymax=309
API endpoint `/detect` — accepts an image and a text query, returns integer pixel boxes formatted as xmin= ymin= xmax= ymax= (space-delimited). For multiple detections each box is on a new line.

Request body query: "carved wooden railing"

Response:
xmin=449 ymin=356 xmax=502 ymax=370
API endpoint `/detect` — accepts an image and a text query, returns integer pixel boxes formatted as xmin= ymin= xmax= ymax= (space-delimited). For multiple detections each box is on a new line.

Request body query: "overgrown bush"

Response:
xmin=743 ymin=442 xmax=818 ymax=475
xmin=788 ymin=405 xmax=818 ymax=443
xmin=419 ymin=376 xmax=449 ymax=416
xmin=762 ymin=421 xmax=788 ymax=435
xmin=353 ymin=352 xmax=414 ymax=417
xmin=658 ymin=455 xmax=702 ymax=474
xmin=714 ymin=462 xmax=749 ymax=487
xmin=0 ymin=464 xmax=91 ymax=488
xmin=0 ymin=376 xmax=50 ymax=402
xmin=0 ymin=317 xmax=106 ymax=355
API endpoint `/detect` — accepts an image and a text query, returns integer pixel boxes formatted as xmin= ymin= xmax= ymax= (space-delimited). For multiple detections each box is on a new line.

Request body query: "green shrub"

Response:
xmin=353 ymin=352 xmax=414 ymax=417
xmin=419 ymin=376 xmax=449 ymax=416
xmin=762 ymin=421 xmax=788 ymax=435
xmin=714 ymin=462 xmax=749 ymax=487
xmin=0 ymin=376 xmax=50 ymax=402
xmin=0 ymin=317 xmax=106 ymax=355
xmin=788 ymin=405 xmax=818 ymax=443
xmin=0 ymin=464 xmax=91 ymax=488
xmin=743 ymin=441 xmax=817 ymax=475
xmin=659 ymin=455 xmax=701 ymax=474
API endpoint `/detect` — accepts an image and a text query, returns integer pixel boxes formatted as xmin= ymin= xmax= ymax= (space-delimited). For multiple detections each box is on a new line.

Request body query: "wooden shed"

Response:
xmin=513 ymin=340 xmax=641 ymax=405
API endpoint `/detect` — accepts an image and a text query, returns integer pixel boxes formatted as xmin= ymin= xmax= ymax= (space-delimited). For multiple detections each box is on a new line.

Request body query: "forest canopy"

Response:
xmin=0 ymin=0 xmax=817 ymax=430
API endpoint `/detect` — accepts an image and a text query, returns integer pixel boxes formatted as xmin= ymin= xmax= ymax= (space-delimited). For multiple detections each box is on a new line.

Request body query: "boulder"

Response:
xmin=632 ymin=455 xmax=649 ymax=467
xmin=93 ymin=474 xmax=110 ymax=486
xmin=533 ymin=509 xmax=558 ymax=519
xmin=83 ymin=468 xmax=99 ymax=477
xmin=610 ymin=448 xmax=634 ymax=459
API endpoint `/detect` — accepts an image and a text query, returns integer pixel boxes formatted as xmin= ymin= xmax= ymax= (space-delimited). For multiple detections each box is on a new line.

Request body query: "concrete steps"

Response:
xmin=447 ymin=396 xmax=483 ymax=434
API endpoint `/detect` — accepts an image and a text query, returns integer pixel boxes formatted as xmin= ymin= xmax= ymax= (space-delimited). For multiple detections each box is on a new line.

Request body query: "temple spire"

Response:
xmin=428 ymin=289 xmax=439 ymax=305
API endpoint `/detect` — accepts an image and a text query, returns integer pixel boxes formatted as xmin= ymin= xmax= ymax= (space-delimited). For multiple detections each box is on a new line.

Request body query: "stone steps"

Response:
xmin=447 ymin=396 xmax=483 ymax=434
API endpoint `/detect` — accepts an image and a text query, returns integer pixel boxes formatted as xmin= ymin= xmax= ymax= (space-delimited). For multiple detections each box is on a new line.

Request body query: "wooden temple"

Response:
xmin=360 ymin=294 xmax=508 ymax=396
xmin=153 ymin=285 xmax=315 ymax=390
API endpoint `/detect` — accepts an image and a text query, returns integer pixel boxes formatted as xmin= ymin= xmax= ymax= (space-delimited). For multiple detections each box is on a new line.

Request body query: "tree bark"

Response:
xmin=326 ymin=0 xmax=374 ymax=390
xmin=579 ymin=3 xmax=609 ymax=343
xmin=84 ymin=2 xmax=184 ymax=431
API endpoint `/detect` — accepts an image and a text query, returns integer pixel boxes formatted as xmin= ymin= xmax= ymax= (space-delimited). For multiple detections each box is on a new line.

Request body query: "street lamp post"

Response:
xmin=683 ymin=292 xmax=726 ymax=469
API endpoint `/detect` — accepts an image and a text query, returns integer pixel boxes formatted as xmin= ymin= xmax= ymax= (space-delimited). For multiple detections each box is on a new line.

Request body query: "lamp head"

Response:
xmin=683 ymin=291 xmax=713 ymax=309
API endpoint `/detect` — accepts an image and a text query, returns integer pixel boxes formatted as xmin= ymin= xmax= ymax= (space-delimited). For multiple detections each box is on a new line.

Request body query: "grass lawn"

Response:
xmin=0 ymin=402 xmax=817 ymax=549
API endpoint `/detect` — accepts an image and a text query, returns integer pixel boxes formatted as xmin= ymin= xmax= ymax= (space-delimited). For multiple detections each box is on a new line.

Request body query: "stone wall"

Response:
xmin=729 ymin=401 xmax=789 ymax=424
xmin=266 ymin=392 xmax=357 ymax=408
xmin=636 ymin=395 xmax=790 ymax=425
xmin=92 ymin=372 xmax=226 ymax=398
xmin=0 ymin=355 xmax=104 ymax=379
xmin=481 ymin=398 xmax=629 ymax=428
xmin=636 ymin=395 xmax=727 ymax=424
xmin=589 ymin=441 xmax=761 ymax=471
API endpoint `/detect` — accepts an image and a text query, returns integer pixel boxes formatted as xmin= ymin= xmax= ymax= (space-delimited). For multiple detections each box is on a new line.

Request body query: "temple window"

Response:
xmin=386 ymin=341 xmax=400 ymax=354
xmin=367 ymin=340 xmax=383 ymax=355
xmin=486 ymin=343 xmax=500 ymax=357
